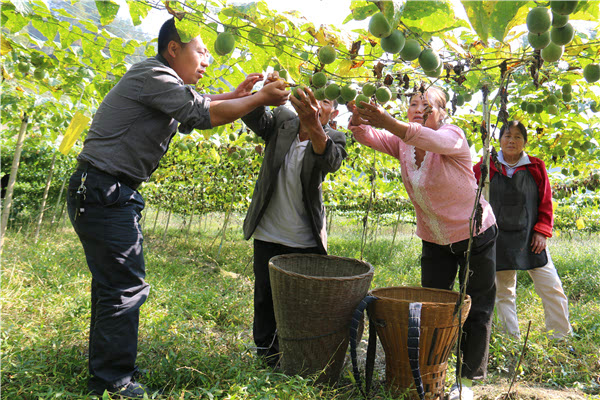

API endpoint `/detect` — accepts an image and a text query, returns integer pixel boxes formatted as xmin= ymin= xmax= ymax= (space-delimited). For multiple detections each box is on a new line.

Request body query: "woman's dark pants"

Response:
xmin=67 ymin=168 xmax=149 ymax=394
xmin=420 ymin=225 xmax=497 ymax=380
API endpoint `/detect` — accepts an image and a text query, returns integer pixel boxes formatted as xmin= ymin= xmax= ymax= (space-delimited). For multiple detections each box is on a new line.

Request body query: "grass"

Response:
xmin=1 ymin=211 xmax=599 ymax=399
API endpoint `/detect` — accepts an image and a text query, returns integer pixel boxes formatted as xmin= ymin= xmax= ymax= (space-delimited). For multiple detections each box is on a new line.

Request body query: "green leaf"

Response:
xmin=175 ymin=18 xmax=203 ymax=43
xmin=402 ymin=0 xmax=466 ymax=37
xmin=461 ymin=1 xmax=528 ymax=43
xmin=31 ymin=18 xmax=58 ymax=41
xmin=127 ymin=0 xmax=151 ymax=26
xmin=3 ymin=11 xmax=29 ymax=33
xmin=95 ymin=0 xmax=120 ymax=26
xmin=381 ymin=0 xmax=407 ymax=29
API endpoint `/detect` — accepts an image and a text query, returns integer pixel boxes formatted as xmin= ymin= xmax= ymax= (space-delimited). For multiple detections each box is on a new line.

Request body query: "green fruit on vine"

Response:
xmin=362 ymin=83 xmax=376 ymax=97
xmin=368 ymin=12 xmax=392 ymax=38
xmin=245 ymin=135 xmax=254 ymax=142
xmin=318 ymin=45 xmax=337 ymax=64
xmin=31 ymin=52 xmax=44 ymax=67
xmin=381 ymin=30 xmax=405 ymax=54
xmin=214 ymin=31 xmax=236 ymax=56
xmin=526 ymin=7 xmax=552 ymax=34
xmin=355 ymin=93 xmax=370 ymax=108
xmin=526 ymin=103 xmax=537 ymax=114
xmin=535 ymin=103 xmax=544 ymax=113
xmin=550 ymin=1 xmax=578 ymax=16
xmin=340 ymin=84 xmax=357 ymax=102
xmin=591 ymin=100 xmax=599 ymax=113
xmin=229 ymin=132 xmax=237 ymax=142
xmin=400 ymin=39 xmax=421 ymax=61
xmin=231 ymin=151 xmax=240 ymax=160
xmin=464 ymin=93 xmax=473 ymax=102
xmin=562 ymin=83 xmax=572 ymax=94
xmin=547 ymin=94 xmax=558 ymax=105
xmin=561 ymin=168 xmax=569 ymax=175
xmin=528 ymin=31 xmax=550 ymax=50
xmin=541 ymin=42 xmax=563 ymax=62
xmin=33 ymin=68 xmax=46 ymax=80
xmin=568 ymin=148 xmax=576 ymax=156
xmin=248 ymin=27 xmax=263 ymax=44
xmin=547 ymin=104 xmax=559 ymax=114
xmin=292 ymin=84 xmax=307 ymax=99
xmin=312 ymin=72 xmax=327 ymax=88
xmin=573 ymin=169 xmax=580 ymax=177
xmin=324 ymin=83 xmax=340 ymax=100
xmin=239 ymin=148 xmax=247 ymax=158
xmin=418 ymin=48 xmax=441 ymax=72
xmin=314 ymin=87 xmax=326 ymax=101
xmin=17 ymin=62 xmax=29 ymax=73
xmin=552 ymin=12 xmax=569 ymax=28
xmin=273 ymin=64 xmax=287 ymax=80
xmin=521 ymin=101 xmax=529 ymax=111
xmin=456 ymin=94 xmax=465 ymax=106
xmin=550 ymin=23 xmax=574 ymax=46
xmin=177 ymin=142 xmax=188 ymax=151
xmin=562 ymin=92 xmax=572 ymax=102
xmin=375 ymin=87 xmax=392 ymax=104
xmin=424 ymin=62 xmax=443 ymax=77
xmin=583 ymin=63 xmax=600 ymax=83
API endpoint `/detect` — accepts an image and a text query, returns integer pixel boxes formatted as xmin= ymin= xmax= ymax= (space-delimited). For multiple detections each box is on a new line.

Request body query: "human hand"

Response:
xmin=233 ymin=73 xmax=264 ymax=98
xmin=356 ymin=101 xmax=391 ymax=129
xmin=289 ymin=86 xmax=320 ymax=126
xmin=348 ymin=105 xmax=368 ymax=127
xmin=531 ymin=232 xmax=547 ymax=254
xmin=257 ymin=79 xmax=290 ymax=106
xmin=265 ymin=72 xmax=283 ymax=86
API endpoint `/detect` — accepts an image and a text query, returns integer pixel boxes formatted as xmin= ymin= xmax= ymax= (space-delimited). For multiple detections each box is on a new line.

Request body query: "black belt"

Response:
xmin=76 ymin=161 xmax=142 ymax=191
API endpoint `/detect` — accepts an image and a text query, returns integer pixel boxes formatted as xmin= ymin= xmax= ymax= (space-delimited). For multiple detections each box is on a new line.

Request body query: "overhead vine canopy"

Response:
xmin=1 ymin=0 xmax=599 ymax=218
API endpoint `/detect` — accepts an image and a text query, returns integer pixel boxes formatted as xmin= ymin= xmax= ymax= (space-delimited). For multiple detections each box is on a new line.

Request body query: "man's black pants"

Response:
xmin=252 ymin=239 xmax=324 ymax=360
xmin=67 ymin=167 xmax=149 ymax=393
xmin=420 ymin=225 xmax=497 ymax=381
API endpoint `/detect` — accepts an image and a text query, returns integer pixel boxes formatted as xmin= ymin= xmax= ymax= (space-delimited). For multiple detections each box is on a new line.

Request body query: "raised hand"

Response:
xmin=233 ymin=73 xmax=264 ymax=98
xmin=289 ymin=86 xmax=320 ymax=126
xmin=257 ymin=79 xmax=290 ymax=106
xmin=356 ymin=101 xmax=392 ymax=129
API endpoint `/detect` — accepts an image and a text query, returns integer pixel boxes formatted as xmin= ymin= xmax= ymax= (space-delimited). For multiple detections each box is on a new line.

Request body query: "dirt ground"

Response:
xmin=472 ymin=383 xmax=594 ymax=400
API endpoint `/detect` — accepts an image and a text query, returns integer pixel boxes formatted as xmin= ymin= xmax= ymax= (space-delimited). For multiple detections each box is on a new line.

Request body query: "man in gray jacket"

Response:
xmin=67 ymin=19 xmax=289 ymax=398
xmin=242 ymin=73 xmax=347 ymax=366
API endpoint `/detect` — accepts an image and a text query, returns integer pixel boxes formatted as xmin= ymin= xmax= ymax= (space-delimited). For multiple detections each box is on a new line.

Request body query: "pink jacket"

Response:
xmin=349 ymin=122 xmax=496 ymax=245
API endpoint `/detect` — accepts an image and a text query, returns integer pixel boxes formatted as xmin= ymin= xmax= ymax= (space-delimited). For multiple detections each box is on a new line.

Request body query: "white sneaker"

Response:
xmin=448 ymin=383 xmax=473 ymax=400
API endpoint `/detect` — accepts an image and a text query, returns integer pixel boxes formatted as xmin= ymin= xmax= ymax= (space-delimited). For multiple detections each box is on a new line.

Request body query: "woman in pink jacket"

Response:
xmin=349 ymin=87 xmax=496 ymax=400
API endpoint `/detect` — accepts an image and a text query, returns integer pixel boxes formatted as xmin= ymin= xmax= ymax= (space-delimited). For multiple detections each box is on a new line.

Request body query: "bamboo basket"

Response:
xmin=369 ymin=286 xmax=471 ymax=400
xmin=269 ymin=254 xmax=374 ymax=384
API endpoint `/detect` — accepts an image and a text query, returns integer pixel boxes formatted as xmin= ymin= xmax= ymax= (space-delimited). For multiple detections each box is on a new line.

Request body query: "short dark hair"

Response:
xmin=158 ymin=18 xmax=184 ymax=55
xmin=499 ymin=120 xmax=527 ymax=143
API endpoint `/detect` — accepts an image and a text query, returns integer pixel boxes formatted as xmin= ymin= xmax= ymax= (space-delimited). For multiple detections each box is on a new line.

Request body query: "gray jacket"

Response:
xmin=242 ymin=105 xmax=347 ymax=254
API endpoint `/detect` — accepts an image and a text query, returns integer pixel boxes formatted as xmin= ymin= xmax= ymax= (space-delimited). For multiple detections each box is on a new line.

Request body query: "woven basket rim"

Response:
xmin=269 ymin=253 xmax=374 ymax=281
xmin=370 ymin=285 xmax=471 ymax=305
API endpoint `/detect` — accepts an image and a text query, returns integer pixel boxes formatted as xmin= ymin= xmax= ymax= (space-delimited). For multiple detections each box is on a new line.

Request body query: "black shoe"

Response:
xmin=92 ymin=381 xmax=150 ymax=399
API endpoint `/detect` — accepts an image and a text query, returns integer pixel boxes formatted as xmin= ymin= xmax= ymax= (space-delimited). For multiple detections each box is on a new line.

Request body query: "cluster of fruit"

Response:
xmin=526 ymin=1 xmax=577 ymax=62
xmin=15 ymin=51 xmax=48 ymax=80
xmin=368 ymin=12 xmax=442 ymax=78
xmin=519 ymin=83 xmax=583 ymax=116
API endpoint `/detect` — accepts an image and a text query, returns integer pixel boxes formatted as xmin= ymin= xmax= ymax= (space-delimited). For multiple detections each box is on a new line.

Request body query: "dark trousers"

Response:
xmin=420 ymin=225 xmax=497 ymax=380
xmin=67 ymin=168 xmax=149 ymax=393
xmin=252 ymin=239 xmax=324 ymax=359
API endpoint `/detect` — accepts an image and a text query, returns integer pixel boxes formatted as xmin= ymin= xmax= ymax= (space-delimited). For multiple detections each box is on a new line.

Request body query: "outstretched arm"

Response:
xmin=204 ymin=73 xmax=264 ymax=101
xmin=209 ymin=80 xmax=290 ymax=127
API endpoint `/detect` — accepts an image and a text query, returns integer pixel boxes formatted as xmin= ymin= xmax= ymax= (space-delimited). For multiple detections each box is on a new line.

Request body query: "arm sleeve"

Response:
xmin=138 ymin=70 xmax=212 ymax=133
xmin=310 ymin=128 xmax=347 ymax=173
xmin=533 ymin=160 xmax=554 ymax=237
xmin=241 ymin=105 xmax=276 ymax=143
xmin=348 ymin=123 xmax=402 ymax=160
xmin=403 ymin=123 xmax=468 ymax=156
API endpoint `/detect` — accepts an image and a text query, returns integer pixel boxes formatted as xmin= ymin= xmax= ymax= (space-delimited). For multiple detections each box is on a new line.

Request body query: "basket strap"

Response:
xmin=350 ymin=295 xmax=378 ymax=398
xmin=408 ymin=302 xmax=425 ymax=400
